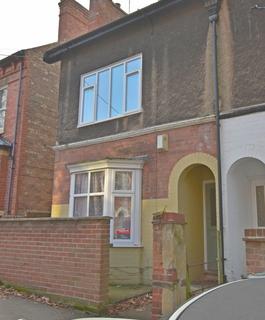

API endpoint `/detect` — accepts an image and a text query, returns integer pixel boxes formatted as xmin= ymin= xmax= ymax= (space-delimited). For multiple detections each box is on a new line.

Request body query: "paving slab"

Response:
xmin=117 ymin=303 xmax=151 ymax=320
xmin=0 ymin=296 xmax=87 ymax=320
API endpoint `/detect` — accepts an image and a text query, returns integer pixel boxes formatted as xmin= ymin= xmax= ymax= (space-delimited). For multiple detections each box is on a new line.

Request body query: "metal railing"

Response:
xmin=186 ymin=260 xmax=219 ymax=298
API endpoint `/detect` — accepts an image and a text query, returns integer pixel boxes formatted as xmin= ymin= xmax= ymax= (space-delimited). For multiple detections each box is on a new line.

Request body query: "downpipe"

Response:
xmin=210 ymin=14 xmax=226 ymax=283
xmin=7 ymin=61 xmax=23 ymax=215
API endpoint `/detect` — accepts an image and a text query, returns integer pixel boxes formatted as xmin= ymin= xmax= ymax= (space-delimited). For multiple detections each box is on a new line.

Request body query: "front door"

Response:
xmin=204 ymin=181 xmax=218 ymax=271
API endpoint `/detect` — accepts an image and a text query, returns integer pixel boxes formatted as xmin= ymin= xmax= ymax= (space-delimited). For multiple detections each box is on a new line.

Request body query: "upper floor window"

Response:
xmin=0 ymin=87 xmax=7 ymax=133
xmin=79 ymin=54 xmax=142 ymax=126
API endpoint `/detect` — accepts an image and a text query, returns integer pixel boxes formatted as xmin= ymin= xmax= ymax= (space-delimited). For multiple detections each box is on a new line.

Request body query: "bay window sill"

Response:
xmin=111 ymin=243 xmax=143 ymax=248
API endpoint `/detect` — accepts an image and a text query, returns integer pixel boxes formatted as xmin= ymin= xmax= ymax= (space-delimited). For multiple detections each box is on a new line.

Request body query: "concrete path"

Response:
xmin=118 ymin=303 xmax=151 ymax=320
xmin=0 ymin=296 xmax=86 ymax=320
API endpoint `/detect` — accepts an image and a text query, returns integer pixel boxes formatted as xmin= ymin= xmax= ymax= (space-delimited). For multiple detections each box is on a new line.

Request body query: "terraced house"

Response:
xmin=44 ymin=0 xmax=265 ymax=287
xmin=0 ymin=45 xmax=60 ymax=217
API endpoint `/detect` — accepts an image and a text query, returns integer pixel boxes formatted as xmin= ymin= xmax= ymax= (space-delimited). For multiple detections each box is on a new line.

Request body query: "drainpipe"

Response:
xmin=205 ymin=0 xmax=226 ymax=283
xmin=7 ymin=61 xmax=23 ymax=215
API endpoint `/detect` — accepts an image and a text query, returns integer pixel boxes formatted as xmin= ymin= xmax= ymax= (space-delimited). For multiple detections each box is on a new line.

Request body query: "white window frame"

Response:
xmin=252 ymin=179 xmax=265 ymax=227
xmin=0 ymin=86 xmax=8 ymax=134
xmin=68 ymin=159 xmax=144 ymax=247
xmin=78 ymin=54 xmax=143 ymax=127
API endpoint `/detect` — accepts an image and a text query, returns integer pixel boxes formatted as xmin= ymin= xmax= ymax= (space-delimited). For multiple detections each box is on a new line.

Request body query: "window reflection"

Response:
xmin=80 ymin=55 xmax=142 ymax=124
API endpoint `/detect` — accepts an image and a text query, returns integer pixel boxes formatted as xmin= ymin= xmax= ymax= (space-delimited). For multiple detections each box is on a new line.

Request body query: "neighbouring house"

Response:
xmin=0 ymin=45 xmax=60 ymax=217
xmin=219 ymin=1 xmax=265 ymax=280
xmin=0 ymin=0 xmax=124 ymax=218
xmin=44 ymin=0 xmax=265 ymax=288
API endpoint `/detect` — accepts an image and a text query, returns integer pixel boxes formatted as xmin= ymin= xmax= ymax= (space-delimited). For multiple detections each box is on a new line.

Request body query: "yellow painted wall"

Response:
xmin=51 ymin=153 xmax=218 ymax=285
xmin=179 ymin=165 xmax=214 ymax=280
xmin=51 ymin=204 xmax=69 ymax=217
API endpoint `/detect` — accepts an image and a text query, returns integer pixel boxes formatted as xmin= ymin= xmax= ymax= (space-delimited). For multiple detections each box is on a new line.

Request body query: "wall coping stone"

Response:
xmin=243 ymin=237 xmax=265 ymax=242
xmin=152 ymin=212 xmax=186 ymax=225
xmin=0 ymin=216 xmax=112 ymax=223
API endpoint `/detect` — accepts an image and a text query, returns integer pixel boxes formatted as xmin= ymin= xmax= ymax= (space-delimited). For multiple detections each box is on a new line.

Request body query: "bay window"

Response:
xmin=69 ymin=159 xmax=143 ymax=247
xmin=79 ymin=54 xmax=142 ymax=126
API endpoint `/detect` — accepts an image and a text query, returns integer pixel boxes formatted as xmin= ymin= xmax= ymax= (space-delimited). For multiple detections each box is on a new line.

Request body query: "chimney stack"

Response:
xmin=58 ymin=0 xmax=126 ymax=43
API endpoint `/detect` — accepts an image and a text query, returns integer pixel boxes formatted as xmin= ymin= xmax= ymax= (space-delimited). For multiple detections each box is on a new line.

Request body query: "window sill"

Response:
xmin=77 ymin=109 xmax=142 ymax=128
xmin=111 ymin=243 xmax=143 ymax=248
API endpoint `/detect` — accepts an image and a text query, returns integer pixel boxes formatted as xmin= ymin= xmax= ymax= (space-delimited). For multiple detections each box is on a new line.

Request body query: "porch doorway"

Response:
xmin=178 ymin=164 xmax=218 ymax=283
xmin=226 ymin=157 xmax=265 ymax=280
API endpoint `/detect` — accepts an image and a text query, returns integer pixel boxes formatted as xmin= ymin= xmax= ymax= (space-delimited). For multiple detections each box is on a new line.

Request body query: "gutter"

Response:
xmin=206 ymin=0 xmax=226 ymax=283
xmin=44 ymin=0 xmax=185 ymax=64
xmin=7 ymin=61 xmax=23 ymax=215
xmin=0 ymin=50 xmax=25 ymax=68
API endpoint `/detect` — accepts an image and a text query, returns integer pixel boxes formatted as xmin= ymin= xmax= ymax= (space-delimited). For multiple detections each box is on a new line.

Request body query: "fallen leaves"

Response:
xmin=0 ymin=285 xmax=63 ymax=308
xmin=107 ymin=292 xmax=152 ymax=316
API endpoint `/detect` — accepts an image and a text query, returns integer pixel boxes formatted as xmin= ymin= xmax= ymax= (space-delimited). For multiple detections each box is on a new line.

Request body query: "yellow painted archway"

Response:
xmin=167 ymin=152 xmax=218 ymax=216
xmin=167 ymin=153 xmax=221 ymax=283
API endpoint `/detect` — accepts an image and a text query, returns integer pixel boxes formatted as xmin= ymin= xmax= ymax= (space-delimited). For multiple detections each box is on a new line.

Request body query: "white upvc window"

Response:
xmin=0 ymin=87 xmax=7 ymax=133
xmin=69 ymin=159 xmax=143 ymax=247
xmin=252 ymin=180 xmax=265 ymax=227
xmin=78 ymin=54 xmax=142 ymax=127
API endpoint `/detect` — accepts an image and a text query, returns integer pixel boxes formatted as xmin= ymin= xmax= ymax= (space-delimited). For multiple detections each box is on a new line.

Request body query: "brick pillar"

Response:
xmin=0 ymin=149 xmax=10 ymax=215
xmin=244 ymin=229 xmax=265 ymax=275
xmin=152 ymin=212 xmax=187 ymax=320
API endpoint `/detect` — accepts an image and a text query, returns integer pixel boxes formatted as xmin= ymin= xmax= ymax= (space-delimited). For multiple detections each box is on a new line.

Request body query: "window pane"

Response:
xmin=0 ymin=110 xmax=5 ymax=130
xmin=82 ymin=87 xmax=94 ymax=123
xmin=111 ymin=64 xmax=124 ymax=117
xmin=114 ymin=197 xmax=131 ymax=240
xmin=74 ymin=173 xmax=88 ymax=194
xmin=126 ymin=58 xmax=141 ymax=73
xmin=256 ymin=186 xmax=265 ymax=227
xmin=209 ymin=185 xmax=216 ymax=227
xmin=89 ymin=196 xmax=104 ymax=216
xmin=126 ymin=72 xmax=140 ymax=112
xmin=90 ymin=171 xmax=105 ymax=193
xmin=115 ymin=171 xmax=132 ymax=191
xmin=97 ymin=70 xmax=110 ymax=121
xmin=84 ymin=74 xmax=96 ymax=87
xmin=73 ymin=197 xmax=87 ymax=217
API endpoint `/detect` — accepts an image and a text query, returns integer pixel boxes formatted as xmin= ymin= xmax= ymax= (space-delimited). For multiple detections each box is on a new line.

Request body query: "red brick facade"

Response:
xmin=52 ymin=122 xmax=216 ymax=206
xmin=0 ymin=45 xmax=60 ymax=216
xmin=58 ymin=0 xmax=125 ymax=43
xmin=0 ymin=217 xmax=110 ymax=305
xmin=244 ymin=229 xmax=265 ymax=275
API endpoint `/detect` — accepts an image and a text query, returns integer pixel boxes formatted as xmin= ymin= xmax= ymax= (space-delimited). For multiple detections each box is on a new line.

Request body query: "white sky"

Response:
xmin=0 ymin=0 xmax=158 ymax=59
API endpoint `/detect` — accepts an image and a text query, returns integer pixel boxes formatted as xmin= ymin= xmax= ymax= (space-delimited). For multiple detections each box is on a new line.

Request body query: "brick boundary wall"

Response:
xmin=244 ymin=229 xmax=265 ymax=275
xmin=0 ymin=217 xmax=110 ymax=305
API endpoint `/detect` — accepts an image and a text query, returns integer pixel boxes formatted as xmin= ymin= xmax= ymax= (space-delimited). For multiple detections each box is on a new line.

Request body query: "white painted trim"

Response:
xmin=78 ymin=53 xmax=143 ymax=127
xmin=68 ymin=160 xmax=143 ymax=247
xmin=0 ymin=86 xmax=8 ymax=133
xmin=55 ymin=115 xmax=215 ymax=151
xmin=68 ymin=159 xmax=144 ymax=173
xmin=251 ymin=179 xmax=265 ymax=227
xmin=77 ymin=109 xmax=143 ymax=128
